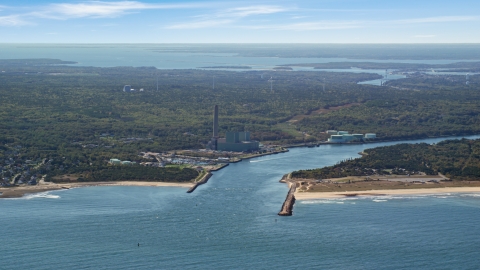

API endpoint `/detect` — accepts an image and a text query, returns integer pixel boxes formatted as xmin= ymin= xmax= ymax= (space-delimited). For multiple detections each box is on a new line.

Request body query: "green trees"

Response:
xmin=0 ymin=59 xmax=479 ymax=181
xmin=292 ymin=139 xmax=480 ymax=180
xmin=79 ymin=166 xmax=198 ymax=182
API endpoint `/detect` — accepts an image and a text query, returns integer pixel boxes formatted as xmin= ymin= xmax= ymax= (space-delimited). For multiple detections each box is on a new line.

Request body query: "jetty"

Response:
xmin=187 ymin=172 xmax=212 ymax=193
xmin=278 ymin=181 xmax=297 ymax=216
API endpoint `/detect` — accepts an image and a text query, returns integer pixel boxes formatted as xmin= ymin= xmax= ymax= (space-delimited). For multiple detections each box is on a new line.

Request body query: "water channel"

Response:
xmin=2 ymin=135 xmax=480 ymax=269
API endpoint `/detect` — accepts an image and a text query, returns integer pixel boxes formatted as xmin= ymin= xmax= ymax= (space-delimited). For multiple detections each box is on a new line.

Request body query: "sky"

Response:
xmin=1 ymin=0 xmax=479 ymax=43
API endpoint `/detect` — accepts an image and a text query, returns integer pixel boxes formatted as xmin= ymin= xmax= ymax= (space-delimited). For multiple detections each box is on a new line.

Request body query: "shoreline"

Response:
xmin=295 ymin=187 xmax=480 ymax=199
xmin=283 ymin=133 xmax=480 ymax=149
xmin=0 ymin=181 xmax=193 ymax=199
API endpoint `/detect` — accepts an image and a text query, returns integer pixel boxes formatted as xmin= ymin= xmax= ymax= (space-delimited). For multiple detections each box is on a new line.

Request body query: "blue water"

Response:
xmin=2 ymin=135 xmax=480 ymax=269
xmin=0 ymin=44 xmax=474 ymax=70
xmin=2 ymin=44 xmax=475 ymax=86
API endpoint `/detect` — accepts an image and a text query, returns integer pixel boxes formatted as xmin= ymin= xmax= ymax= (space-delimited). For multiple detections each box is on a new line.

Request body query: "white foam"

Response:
xmin=434 ymin=193 xmax=451 ymax=196
xmin=300 ymin=200 xmax=337 ymax=204
xmin=301 ymin=197 xmax=358 ymax=204
xmin=460 ymin=193 xmax=480 ymax=197
xmin=23 ymin=192 xmax=61 ymax=200
xmin=372 ymin=199 xmax=388 ymax=202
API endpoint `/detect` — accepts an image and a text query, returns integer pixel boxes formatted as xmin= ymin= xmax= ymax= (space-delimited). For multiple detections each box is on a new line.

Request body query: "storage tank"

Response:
xmin=353 ymin=134 xmax=364 ymax=139
xmin=365 ymin=133 xmax=377 ymax=139
xmin=342 ymin=134 xmax=354 ymax=141
xmin=328 ymin=135 xmax=345 ymax=143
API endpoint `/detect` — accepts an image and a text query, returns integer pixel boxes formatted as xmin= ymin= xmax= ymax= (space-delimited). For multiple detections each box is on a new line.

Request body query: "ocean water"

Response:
xmin=1 ymin=44 xmax=473 ymax=86
xmin=1 ymin=135 xmax=480 ymax=269
xmin=0 ymin=44 xmax=475 ymax=70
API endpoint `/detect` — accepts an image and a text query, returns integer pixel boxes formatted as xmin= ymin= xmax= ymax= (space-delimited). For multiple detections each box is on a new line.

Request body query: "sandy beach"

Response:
xmin=0 ymin=181 xmax=193 ymax=198
xmin=295 ymin=187 xmax=480 ymax=199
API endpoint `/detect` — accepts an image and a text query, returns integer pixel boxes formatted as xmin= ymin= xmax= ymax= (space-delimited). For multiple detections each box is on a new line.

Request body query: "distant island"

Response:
xmin=273 ymin=66 xmax=293 ymax=70
xmin=199 ymin=66 xmax=252 ymax=69
xmin=0 ymin=58 xmax=78 ymax=66
xmin=281 ymin=61 xmax=480 ymax=73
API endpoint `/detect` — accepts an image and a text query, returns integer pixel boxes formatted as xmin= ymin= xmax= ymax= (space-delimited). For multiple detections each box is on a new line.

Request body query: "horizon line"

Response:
xmin=1 ymin=42 xmax=480 ymax=45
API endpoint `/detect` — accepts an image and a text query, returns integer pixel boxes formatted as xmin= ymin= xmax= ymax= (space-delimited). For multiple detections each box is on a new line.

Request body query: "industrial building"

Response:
xmin=208 ymin=105 xmax=259 ymax=152
xmin=123 ymin=85 xmax=132 ymax=92
xmin=327 ymin=131 xmax=377 ymax=143
xmin=109 ymin=158 xmax=135 ymax=165
xmin=216 ymin=132 xmax=259 ymax=152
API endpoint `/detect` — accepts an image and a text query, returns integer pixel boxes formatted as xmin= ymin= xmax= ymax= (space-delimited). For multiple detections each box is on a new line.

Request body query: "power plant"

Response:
xmin=208 ymin=105 xmax=259 ymax=152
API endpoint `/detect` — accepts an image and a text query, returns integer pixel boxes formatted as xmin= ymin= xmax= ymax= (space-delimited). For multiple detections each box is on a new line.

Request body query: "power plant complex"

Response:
xmin=208 ymin=105 xmax=259 ymax=152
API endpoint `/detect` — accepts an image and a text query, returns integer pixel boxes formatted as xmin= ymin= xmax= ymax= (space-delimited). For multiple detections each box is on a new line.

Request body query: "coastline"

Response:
xmin=295 ymin=187 xmax=480 ymax=199
xmin=283 ymin=133 xmax=480 ymax=148
xmin=0 ymin=181 xmax=193 ymax=199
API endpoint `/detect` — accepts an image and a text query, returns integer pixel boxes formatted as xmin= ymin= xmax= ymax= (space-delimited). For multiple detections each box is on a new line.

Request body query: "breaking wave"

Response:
xmin=23 ymin=192 xmax=61 ymax=200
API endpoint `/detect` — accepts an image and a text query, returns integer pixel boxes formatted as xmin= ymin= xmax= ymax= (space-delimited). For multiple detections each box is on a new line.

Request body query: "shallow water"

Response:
xmin=1 ymin=135 xmax=480 ymax=269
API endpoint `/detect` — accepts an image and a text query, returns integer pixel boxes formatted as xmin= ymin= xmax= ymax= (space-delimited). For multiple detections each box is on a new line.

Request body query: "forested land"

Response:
xmin=292 ymin=139 xmax=480 ymax=180
xmin=0 ymin=58 xmax=479 ymax=182
xmin=50 ymin=166 xmax=199 ymax=183
xmin=296 ymin=74 xmax=480 ymax=141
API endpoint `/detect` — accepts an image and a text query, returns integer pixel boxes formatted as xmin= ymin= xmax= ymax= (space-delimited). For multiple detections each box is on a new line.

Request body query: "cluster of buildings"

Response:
xmin=109 ymin=159 xmax=135 ymax=165
xmin=207 ymin=105 xmax=260 ymax=152
xmin=138 ymin=151 xmax=226 ymax=168
xmin=112 ymin=152 xmax=222 ymax=168
xmin=0 ymin=145 xmax=48 ymax=187
xmin=326 ymin=130 xmax=376 ymax=143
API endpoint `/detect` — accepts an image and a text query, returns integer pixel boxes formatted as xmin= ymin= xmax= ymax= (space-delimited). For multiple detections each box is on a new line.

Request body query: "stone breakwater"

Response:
xmin=278 ymin=175 xmax=296 ymax=216
xmin=187 ymin=172 xmax=213 ymax=193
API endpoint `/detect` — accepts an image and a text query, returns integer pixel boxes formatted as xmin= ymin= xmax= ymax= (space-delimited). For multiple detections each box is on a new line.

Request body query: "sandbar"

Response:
xmin=295 ymin=187 xmax=480 ymax=200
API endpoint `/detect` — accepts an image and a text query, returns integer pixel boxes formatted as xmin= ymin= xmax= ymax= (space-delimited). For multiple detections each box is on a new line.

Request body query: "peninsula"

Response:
xmin=286 ymin=138 xmax=480 ymax=200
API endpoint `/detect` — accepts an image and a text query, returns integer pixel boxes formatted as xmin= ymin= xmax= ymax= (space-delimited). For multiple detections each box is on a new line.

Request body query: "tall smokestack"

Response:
xmin=213 ymin=105 xmax=219 ymax=138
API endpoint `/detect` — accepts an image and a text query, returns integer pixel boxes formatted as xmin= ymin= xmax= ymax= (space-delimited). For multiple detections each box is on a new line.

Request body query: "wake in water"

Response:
xmin=249 ymin=157 xmax=286 ymax=163
xmin=249 ymin=152 xmax=307 ymax=163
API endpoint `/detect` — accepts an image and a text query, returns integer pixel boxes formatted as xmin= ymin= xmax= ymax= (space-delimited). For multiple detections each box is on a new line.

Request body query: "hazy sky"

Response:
xmin=1 ymin=0 xmax=479 ymax=43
